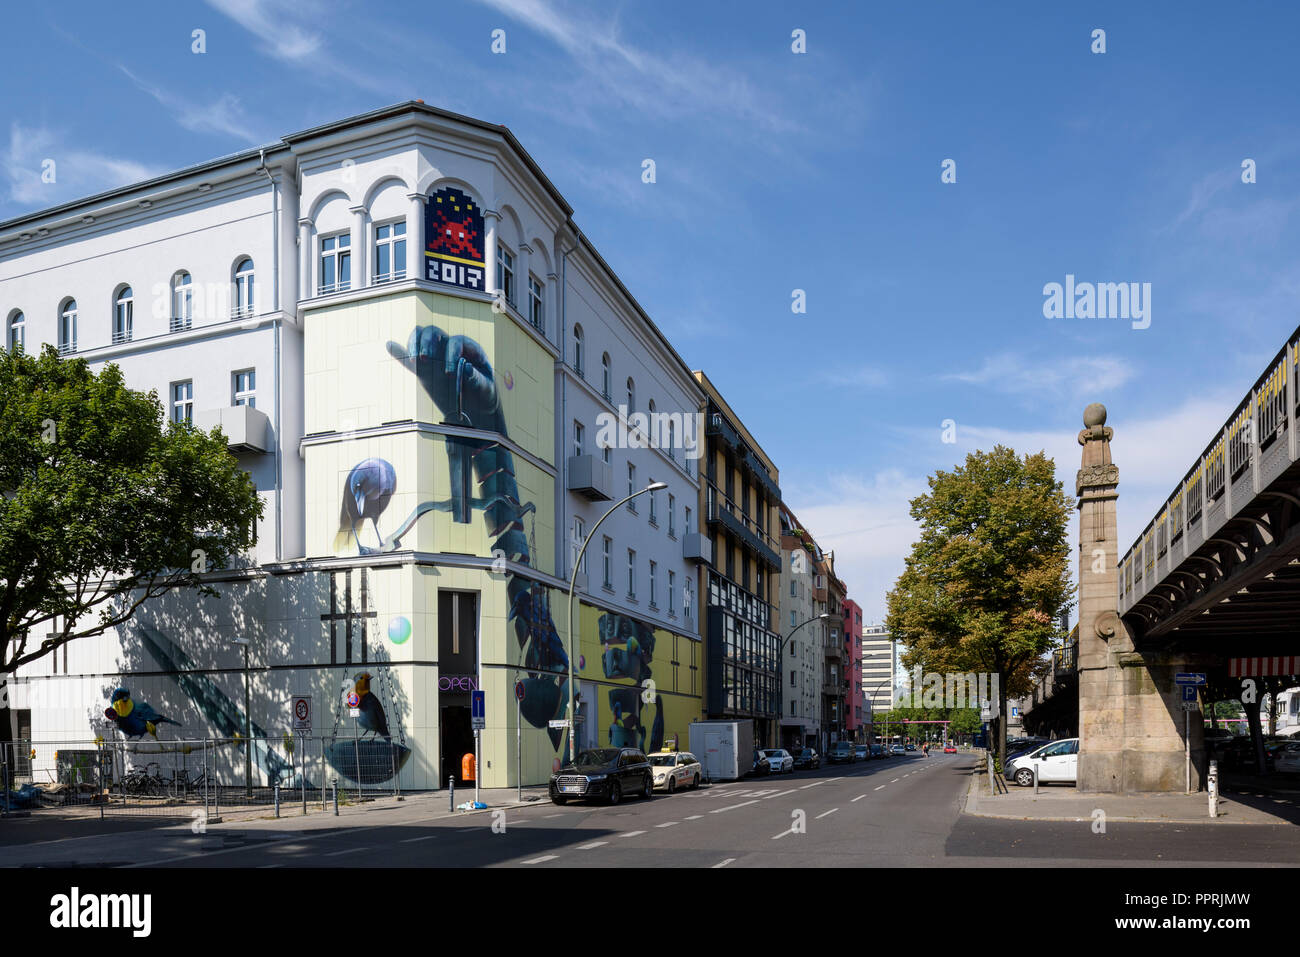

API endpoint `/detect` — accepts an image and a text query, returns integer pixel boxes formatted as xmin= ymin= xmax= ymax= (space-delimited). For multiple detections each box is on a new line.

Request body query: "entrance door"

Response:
xmin=441 ymin=705 xmax=474 ymax=784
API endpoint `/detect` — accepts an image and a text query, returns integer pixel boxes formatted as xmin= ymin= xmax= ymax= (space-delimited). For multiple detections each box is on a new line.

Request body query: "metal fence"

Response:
xmin=1 ymin=734 xmax=406 ymax=819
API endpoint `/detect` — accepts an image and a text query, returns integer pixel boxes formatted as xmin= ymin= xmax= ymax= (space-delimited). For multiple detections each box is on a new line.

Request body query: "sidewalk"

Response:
xmin=962 ymin=770 xmax=1292 ymax=825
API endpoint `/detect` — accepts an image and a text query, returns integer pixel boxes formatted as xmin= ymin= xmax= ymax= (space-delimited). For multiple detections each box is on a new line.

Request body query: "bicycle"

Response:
xmin=121 ymin=762 xmax=167 ymax=797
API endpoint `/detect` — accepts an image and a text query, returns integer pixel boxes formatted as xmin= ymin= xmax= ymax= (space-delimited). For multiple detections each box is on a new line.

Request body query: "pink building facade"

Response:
xmin=842 ymin=598 xmax=865 ymax=742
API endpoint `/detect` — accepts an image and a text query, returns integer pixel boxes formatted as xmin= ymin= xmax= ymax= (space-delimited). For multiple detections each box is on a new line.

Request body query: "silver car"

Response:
xmin=760 ymin=748 xmax=794 ymax=774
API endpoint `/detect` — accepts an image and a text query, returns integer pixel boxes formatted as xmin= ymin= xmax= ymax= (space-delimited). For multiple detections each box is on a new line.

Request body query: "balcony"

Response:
xmin=706 ymin=490 xmax=781 ymax=570
xmin=194 ymin=404 xmax=270 ymax=454
xmin=170 ymin=316 xmax=193 ymax=333
xmin=682 ymin=533 xmax=712 ymax=564
xmin=740 ymin=446 xmax=780 ymax=502
xmin=567 ymin=455 xmax=612 ymax=501
xmin=706 ymin=412 xmax=741 ymax=451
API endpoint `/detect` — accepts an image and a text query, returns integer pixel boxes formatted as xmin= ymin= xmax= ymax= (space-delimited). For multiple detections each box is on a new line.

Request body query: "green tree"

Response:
xmin=0 ymin=346 xmax=262 ymax=674
xmin=885 ymin=445 xmax=1074 ymax=769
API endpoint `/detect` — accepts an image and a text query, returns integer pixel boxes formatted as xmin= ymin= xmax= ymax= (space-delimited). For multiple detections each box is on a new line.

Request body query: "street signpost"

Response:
xmin=1175 ymin=679 xmax=1203 ymax=793
xmin=292 ymin=695 xmax=311 ymax=733
xmin=1175 ymin=673 xmax=1207 ymax=686
xmin=472 ymin=690 xmax=485 ymax=805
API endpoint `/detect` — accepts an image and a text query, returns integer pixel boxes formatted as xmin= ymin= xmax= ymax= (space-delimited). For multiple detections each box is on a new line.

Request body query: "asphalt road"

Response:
xmin=9 ymin=752 xmax=1300 ymax=867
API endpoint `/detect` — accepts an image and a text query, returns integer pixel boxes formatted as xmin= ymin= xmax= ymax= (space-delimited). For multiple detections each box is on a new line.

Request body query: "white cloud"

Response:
xmin=204 ymin=0 xmax=323 ymax=61
xmin=117 ymin=66 xmax=264 ymax=144
xmin=945 ymin=353 xmax=1136 ymax=397
xmin=5 ymin=123 xmax=160 ymax=207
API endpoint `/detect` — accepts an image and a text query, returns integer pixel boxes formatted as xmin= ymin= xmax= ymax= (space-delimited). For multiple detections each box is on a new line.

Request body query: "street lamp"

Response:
xmin=868 ymin=676 xmax=893 ymax=751
xmin=231 ymin=637 xmax=252 ymax=796
xmin=779 ymin=613 xmax=828 ymax=752
xmin=567 ymin=482 xmax=668 ymax=762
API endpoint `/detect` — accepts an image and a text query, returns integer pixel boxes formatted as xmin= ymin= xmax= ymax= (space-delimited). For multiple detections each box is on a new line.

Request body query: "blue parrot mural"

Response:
xmin=103 ymin=687 xmax=180 ymax=740
xmin=334 ymin=458 xmax=396 ymax=554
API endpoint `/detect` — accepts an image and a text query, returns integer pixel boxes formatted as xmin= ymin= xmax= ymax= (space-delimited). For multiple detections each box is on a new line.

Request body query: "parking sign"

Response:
xmin=472 ymin=690 xmax=486 ymax=731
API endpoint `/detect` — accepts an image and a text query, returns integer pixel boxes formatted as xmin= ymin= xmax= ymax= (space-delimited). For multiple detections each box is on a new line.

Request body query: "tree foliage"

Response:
xmin=0 ymin=346 xmax=262 ymax=674
xmin=885 ymin=445 xmax=1074 ymax=763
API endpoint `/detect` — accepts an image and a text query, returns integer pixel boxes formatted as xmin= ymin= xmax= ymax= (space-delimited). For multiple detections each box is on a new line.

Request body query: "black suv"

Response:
xmin=550 ymin=747 xmax=653 ymax=805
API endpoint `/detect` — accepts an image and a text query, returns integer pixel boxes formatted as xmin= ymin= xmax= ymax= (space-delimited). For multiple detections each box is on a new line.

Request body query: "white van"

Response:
xmin=1005 ymin=737 xmax=1079 ymax=786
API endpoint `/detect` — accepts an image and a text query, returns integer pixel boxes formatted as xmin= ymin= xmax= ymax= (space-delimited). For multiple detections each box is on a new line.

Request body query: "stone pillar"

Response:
xmin=406 ymin=193 xmax=425 ymax=282
xmin=483 ymin=209 xmax=500 ymax=302
xmin=349 ymin=205 xmax=367 ymax=290
xmin=1076 ymin=403 xmax=1205 ymax=792
xmin=297 ymin=218 xmax=312 ymax=300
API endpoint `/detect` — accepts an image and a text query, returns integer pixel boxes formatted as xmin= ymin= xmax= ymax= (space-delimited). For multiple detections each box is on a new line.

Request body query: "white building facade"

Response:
xmin=1 ymin=102 xmax=706 ymax=790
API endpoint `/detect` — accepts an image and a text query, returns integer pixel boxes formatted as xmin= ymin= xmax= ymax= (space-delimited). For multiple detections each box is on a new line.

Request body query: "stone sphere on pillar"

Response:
xmin=1083 ymin=403 xmax=1107 ymax=428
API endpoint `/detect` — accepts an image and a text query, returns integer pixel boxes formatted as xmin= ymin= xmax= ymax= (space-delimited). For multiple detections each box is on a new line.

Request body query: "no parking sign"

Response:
xmin=292 ymin=695 xmax=312 ymax=734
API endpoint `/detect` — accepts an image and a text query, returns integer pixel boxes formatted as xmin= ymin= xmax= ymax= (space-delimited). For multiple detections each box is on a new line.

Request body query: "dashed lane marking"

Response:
xmin=711 ymin=800 xmax=760 ymax=814
xmin=619 ymin=830 xmax=646 ymax=838
xmin=685 ymin=815 xmax=703 ymax=820
xmin=874 ymin=785 xmax=886 ymax=791
xmin=400 ymin=835 xmax=437 ymax=843
xmin=521 ymin=854 xmax=559 ymax=864
xmin=815 ymin=808 xmax=839 ymax=820
xmin=713 ymin=858 xmax=736 ymax=868
xmin=656 ymin=822 xmax=678 ymax=828
xmin=851 ymin=795 xmax=867 ymax=802
xmin=576 ymin=841 xmax=607 ymax=850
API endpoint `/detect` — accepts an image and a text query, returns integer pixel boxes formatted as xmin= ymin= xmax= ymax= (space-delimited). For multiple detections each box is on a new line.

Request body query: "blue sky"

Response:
xmin=5 ymin=0 xmax=1300 ymax=622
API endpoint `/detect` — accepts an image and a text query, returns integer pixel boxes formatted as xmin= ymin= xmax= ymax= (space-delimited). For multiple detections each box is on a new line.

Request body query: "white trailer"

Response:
xmin=689 ymin=720 xmax=754 ymax=782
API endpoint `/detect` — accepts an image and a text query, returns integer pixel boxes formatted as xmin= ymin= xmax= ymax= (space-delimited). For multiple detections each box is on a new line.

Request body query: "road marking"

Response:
xmin=576 ymin=841 xmax=608 ymax=850
xmin=764 ymin=789 xmax=799 ymax=799
xmin=798 ymin=781 xmax=825 ymax=789
xmin=852 ymin=794 xmax=867 ymax=802
xmin=521 ymin=854 xmax=559 ymax=864
xmin=874 ymin=785 xmax=886 ymax=791
xmin=620 ymin=830 xmax=646 ymax=838
xmin=543 ymin=812 xmax=564 ymax=818
xmin=685 ymin=814 xmax=703 ymax=820
xmin=713 ymin=858 xmax=736 ymax=868
xmin=815 ymin=808 xmax=839 ymax=820
xmin=711 ymin=800 xmax=760 ymax=814
xmin=890 ymin=778 xmax=900 ymax=783
xmin=656 ymin=821 xmax=678 ymax=828
xmin=772 ymin=827 xmax=796 ymax=840
xmin=400 ymin=835 xmax=437 ymax=843
xmin=323 ymin=847 xmax=356 ymax=857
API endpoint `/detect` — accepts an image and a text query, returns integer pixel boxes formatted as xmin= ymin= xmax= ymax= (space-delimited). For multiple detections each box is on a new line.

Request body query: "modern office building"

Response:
xmin=861 ymin=622 xmax=895 ymax=726
xmin=778 ymin=504 xmax=822 ymax=751
xmin=1 ymin=101 xmax=707 ymax=789
xmin=694 ymin=372 xmax=783 ymax=749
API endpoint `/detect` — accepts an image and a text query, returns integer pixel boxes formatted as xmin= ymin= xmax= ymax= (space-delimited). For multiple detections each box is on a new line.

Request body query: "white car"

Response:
xmin=1273 ymin=741 xmax=1300 ymax=774
xmin=1005 ymin=737 xmax=1079 ymax=786
xmin=760 ymin=749 xmax=794 ymax=774
xmin=648 ymin=751 xmax=703 ymax=792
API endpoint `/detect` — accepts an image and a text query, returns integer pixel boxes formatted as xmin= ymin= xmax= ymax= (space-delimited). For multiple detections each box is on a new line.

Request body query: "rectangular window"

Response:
xmin=528 ymin=275 xmax=544 ymax=331
xmin=320 ymin=233 xmax=352 ymax=294
xmin=497 ymin=244 xmax=515 ymax=307
xmin=233 ymin=369 xmax=256 ymax=408
xmin=791 ymin=610 xmax=797 ymax=629
xmin=602 ymin=536 xmax=612 ymax=588
xmin=668 ymin=494 xmax=676 ymax=536
xmin=669 ymin=570 xmax=676 ymax=614
xmin=171 ymin=380 xmax=194 ymax=425
xmin=602 ymin=442 xmax=612 ymax=466
xmin=574 ymin=421 xmax=584 ymax=458
xmin=649 ymin=480 xmax=657 ymax=524
xmin=684 ymin=505 xmax=692 ymax=533
xmin=374 ymin=221 xmax=407 ymax=283
xmin=791 ymin=578 xmax=797 ymax=597
xmin=628 ymin=464 xmax=637 ymax=511
xmin=649 ymin=560 xmax=657 ymax=606
xmin=627 ymin=548 xmax=636 ymax=598
xmin=574 ymin=517 xmax=587 ymax=575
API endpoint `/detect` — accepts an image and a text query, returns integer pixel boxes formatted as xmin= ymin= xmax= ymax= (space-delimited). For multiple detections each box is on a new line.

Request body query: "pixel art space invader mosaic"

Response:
xmin=424 ymin=187 xmax=485 ymax=291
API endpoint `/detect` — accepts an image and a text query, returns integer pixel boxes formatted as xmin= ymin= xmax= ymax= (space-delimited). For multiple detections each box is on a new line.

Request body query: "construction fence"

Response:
xmin=1 ymin=734 xmax=408 ymax=819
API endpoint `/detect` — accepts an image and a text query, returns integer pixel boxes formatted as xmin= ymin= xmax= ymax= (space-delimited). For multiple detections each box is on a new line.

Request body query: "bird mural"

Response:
xmin=103 ymin=687 xmax=180 ymax=739
xmin=334 ymin=458 xmax=397 ymax=554
xmin=353 ymin=672 xmax=391 ymax=741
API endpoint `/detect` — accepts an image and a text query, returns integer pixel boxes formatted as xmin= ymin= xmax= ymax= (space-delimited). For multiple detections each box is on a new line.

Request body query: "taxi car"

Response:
xmin=647 ymin=749 xmax=703 ymax=792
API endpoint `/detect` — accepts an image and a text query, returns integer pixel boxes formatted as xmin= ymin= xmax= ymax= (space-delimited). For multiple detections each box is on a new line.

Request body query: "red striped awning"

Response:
xmin=1228 ymin=657 xmax=1300 ymax=677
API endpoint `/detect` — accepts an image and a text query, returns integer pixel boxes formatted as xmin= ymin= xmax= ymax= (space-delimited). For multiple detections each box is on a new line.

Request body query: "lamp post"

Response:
xmin=567 ymin=482 xmax=668 ymax=763
xmin=779 ymin=613 xmax=828 ymax=752
xmin=231 ymin=637 xmax=252 ymax=796
xmin=868 ymin=675 xmax=893 ymax=751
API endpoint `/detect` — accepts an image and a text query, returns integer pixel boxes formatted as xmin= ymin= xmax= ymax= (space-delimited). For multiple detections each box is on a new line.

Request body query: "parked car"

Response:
xmin=890 ymin=744 xmax=906 ymax=756
xmin=752 ymin=750 xmax=771 ymax=776
xmin=943 ymin=744 xmax=957 ymax=754
xmin=905 ymin=744 xmax=916 ymax=752
xmin=760 ymin=749 xmax=794 ymax=774
xmin=792 ymin=748 xmax=821 ymax=770
xmin=550 ymin=748 xmax=653 ymax=805
xmin=869 ymin=744 xmax=886 ymax=760
xmin=828 ymin=741 xmax=856 ymax=763
xmin=648 ymin=750 xmax=702 ymax=792
xmin=1217 ymin=735 xmax=1275 ymax=771
xmin=1005 ymin=738 xmax=1079 ymax=786
xmin=1273 ymin=740 xmax=1300 ymax=774
xmin=854 ymin=745 xmax=869 ymax=761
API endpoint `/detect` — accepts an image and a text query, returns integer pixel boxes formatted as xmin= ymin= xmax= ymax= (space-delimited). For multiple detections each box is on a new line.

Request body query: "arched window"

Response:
xmin=626 ymin=377 xmax=635 ymax=413
xmin=601 ymin=353 xmax=611 ymax=400
xmin=6 ymin=310 xmax=24 ymax=352
xmin=171 ymin=271 xmax=193 ymax=331
xmin=573 ymin=324 xmax=584 ymax=376
xmin=648 ymin=399 xmax=656 ymax=446
xmin=234 ymin=258 xmax=255 ymax=317
xmin=113 ymin=286 xmax=133 ymax=343
xmin=58 ymin=299 xmax=78 ymax=355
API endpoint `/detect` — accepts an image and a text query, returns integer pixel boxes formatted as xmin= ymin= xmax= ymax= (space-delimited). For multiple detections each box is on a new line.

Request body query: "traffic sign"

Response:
xmin=292 ymin=695 xmax=312 ymax=733
xmin=472 ymin=689 xmax=486 ymax=731
xmin=346 ymin=691 xmax=360 ymax=708
xmin=515 ymin=681 xmax=525 ymax=702
xmin=1181 ymin=685 xmax=1197 ymax=702
xmin=1175 ymin=673 xmax=1207 ymax=686
xmin=1182 ymin=700 xmax=1197 ymax=712
xmin=548 ymin=719 xmax=570 ymax=729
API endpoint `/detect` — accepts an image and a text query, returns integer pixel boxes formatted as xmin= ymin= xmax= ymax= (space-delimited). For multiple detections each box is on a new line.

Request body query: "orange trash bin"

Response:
xmin=461 ymin=751 xmax=476 ymax=783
